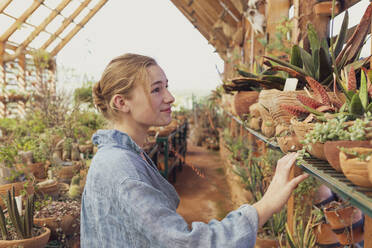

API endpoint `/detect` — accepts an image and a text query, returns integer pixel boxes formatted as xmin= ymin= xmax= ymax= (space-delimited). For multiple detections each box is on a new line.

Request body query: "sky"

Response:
xmin=56 ymin=0 xmax=225 ymax=96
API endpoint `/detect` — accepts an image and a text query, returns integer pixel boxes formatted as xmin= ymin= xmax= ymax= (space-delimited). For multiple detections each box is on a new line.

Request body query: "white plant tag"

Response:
xmin=15 ymin=195 xmax=22 ymax=215
xmin=283 ymin=78 xmax=298 ymax=91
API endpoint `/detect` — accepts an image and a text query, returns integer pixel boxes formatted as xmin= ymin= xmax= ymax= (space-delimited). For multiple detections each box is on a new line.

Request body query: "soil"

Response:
xmin=173 ymin=142 xmax=235 ymax=225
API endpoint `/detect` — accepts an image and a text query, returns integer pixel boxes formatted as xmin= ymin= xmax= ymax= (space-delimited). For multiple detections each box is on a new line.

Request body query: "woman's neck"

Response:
xmin=112 ymin=120 xmax=148 ymax=148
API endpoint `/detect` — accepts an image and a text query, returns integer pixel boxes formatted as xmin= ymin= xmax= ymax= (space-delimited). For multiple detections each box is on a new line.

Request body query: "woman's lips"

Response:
xmin=160 ymin=108 xmax=172 ymax=113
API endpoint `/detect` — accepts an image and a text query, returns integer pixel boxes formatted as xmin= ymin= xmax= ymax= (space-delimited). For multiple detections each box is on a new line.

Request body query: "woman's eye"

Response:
xmin=151 ymin=87 xmax=160 ymax=93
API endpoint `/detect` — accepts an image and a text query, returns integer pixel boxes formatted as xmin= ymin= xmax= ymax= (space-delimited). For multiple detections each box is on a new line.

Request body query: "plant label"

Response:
xmin=283 ymin=78 xmax=298 ymax=91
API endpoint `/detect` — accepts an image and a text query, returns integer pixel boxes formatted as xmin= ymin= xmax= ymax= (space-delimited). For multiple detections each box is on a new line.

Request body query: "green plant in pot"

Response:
xmin=0 ymin=187 xmax=50 ymax=246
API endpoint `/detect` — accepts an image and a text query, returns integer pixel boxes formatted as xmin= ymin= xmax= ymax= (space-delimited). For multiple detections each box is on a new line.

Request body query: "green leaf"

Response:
xmin=350 ymin=94 xmax=364 ymax=116
xmin=301 ymin=104 xmax=325 ymax=116
xmin=318 ymin=48 xmax=333 ymax=82
xmin=339 ymin=102 xmax=347 ymax=112
xmin=236 ymin=69 xmax=257 ymax=78
xmin=333 ymin=11 xmax=349 ymax=58
xmin=359 ymin=69 xmax=368 ymax=109
xmin=321 ymin=39 xmax=331 ymax=64
xmin=307 ymin=24 xmax=320 ymax=55
xmin=264 ymin=55 xmax=307 ymax=75
xmin=299 ymin=47 xmax=315 ymax=77
xmin=291 ymin=45 xmax=303 ymax=68
xmin=367 ymin=102 xmax=372 ymax=112
xmin=313 ymin=48 xmax=320 ymax=80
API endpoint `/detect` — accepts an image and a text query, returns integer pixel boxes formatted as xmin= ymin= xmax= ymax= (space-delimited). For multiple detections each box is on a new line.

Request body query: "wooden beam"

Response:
xmin=41 ymin=0 xmax=92 ymax=50
xmin=0 ymin=0 xmax=43 ymax=42
xmin=22 ymin=0 xmax=72 ymax=48
xmin=51 ymin=0 xmax=108 ymax=56
xmin=220 ymin=0 xmax=242 ymax=21
xmin=0 ymin=0 xmax=12 ymax=13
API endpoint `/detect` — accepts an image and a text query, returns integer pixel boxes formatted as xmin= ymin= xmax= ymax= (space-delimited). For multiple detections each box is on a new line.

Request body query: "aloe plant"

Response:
xmin=264 ymin=4 xmax=372 ymax=88
xmin=0 ymin=186 xmax=35 ymax=240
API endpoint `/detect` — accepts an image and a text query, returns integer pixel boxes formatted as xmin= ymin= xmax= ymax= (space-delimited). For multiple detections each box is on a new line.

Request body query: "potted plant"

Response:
xmin=312 ymin=207 xmax=341 ymax=247
xmin=324 ymin=201 xmax=364 ymax=245
xmin=0 ymin=187 xmax=50 ymax=247
xmin=339 ymin=147 xmax=372 ymax=188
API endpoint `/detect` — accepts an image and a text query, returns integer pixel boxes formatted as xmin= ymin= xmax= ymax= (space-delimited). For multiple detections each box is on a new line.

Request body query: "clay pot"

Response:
xmin=0 ymin=227 xmax=50 ymax=248
xmin=57 ymin=163 xmax=81 ymax=184
xmin=36 ymin=180 xmax=60 ymax=199
xmin=313 ymin=222 xmax=341 ymax=247
xmin=277 ymin=134 xmax=302 ymax=153
xmin=324 ymin=202 xmax=364 ymax=245
xmin=0 ymin=181 xmax=34 ymax=208
xmin=257 ymin=104 xmax=275 ymax=137
xmin=314 ymin=184 xmax=335 ymax=208
xmin=291 ymin=118 xmax=326 ymax=160
xmin=233 ymin=91 xmax=259 ymax=119
xmin=248 ymin=117 xmax=261 ymax=131
xmin=255 ymin=237 xmax=280 ymax=248
xmin=339 ymin=147 xmax=372 ymax=188
xmin=34 ymin=214 xmax=76 ymax=238
xmin=28 ymin=162 xmax=48 ymax=179
xmin=324 ymin=140 xmax=372 ymax=172
xmin=249 ymin=103 xmax=261 ymax=118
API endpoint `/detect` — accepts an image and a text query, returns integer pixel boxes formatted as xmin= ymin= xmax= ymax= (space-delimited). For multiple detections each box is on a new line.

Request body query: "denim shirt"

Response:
xmin=81 ymin=129 xmax=258 ymax=248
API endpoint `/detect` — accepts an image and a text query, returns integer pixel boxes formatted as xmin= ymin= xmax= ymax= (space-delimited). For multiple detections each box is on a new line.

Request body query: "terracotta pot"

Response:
xmin=308 ymin=142 xmax=327 ymax=161
xmin=249 ymin=103 xmax=261 ymax=118
xmin=339 ymin=147 xmax=372 ymax=188
xmin=233 ymin=91 xmax=259 ymax=119
xmin=324 ymin=140 xmax=372 ymax=172
xmin=248 ymin=117 xmax=261 ymax=131
xmin=0 ymin=181 xmax=34 ymax=208
xmin=255 ymin=237 xmax=279 ymax=248
xmin=259 ymin=90 xmax=304 ymax=125
xmin=57 ymin=163 xmax=81 ymax=184
xmin=34 ymin=214 xmax=76 ymax=237
xmin=324 ymin=203 xmax=364 ymax=245
xmin=313 ymin=222 xmax=341 ymax=247
xmin=0 ymin=227 xmax=50 ymax=248
xmin=36 ymin=180 xmax=60 ymax=198
xmin=257 ymin=104 xmax=275 ymax=137
xmin=28 ymin=162 xmax=48 ymax=179
xmin=277 ymin=134 xmax=302 ymax=153
xmin=314 ymin=184 xmax=335 ymax=208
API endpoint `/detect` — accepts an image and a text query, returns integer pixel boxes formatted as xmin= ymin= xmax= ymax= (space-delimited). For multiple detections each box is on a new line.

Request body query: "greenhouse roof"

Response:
xmin=0 ymin=0 xmax=108 ymax=60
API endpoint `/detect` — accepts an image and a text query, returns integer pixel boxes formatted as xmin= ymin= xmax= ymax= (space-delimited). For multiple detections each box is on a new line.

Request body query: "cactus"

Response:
xmin=280 ymin=104 xmax=308 ymax=117
xmin=305 ymin=76 xmax=331 ymax=106
xmin=1 ymin=186 xmax=35 ymax=240
xmin=296 ymin=95 xmax=323 ymax=109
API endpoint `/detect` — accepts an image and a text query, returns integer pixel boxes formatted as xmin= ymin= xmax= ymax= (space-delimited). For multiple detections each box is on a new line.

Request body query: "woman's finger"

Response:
xmin=289 ymin=173 xmax=309 ymax=188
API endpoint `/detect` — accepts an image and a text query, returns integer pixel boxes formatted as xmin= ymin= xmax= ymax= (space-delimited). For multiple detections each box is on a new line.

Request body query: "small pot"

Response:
xmin=36 ymin=180 xmax=60 ymax=199
xmin=34 ymin=214 xmax=76 ymax=238
xmin=233 ymin=91 xmax=259 ymax=119
xmin=248 ymin=117 xmax=261 ymax=131
xmin=308 ymin=142 xmax=327 ymax=161
xmin=0 ymin=227 xmax=50 ymax=248
xmin=313 ymin=222 xmax=341 ymax=247
xmin=277 ymin=134 xmax=302 ymax=153
xmin=339 ymin=147 xmax=372 ymax=188
xmin=0 ymin=181 xmax=34 ymax=208
xmin=324 ymin=140 xmax=372 ymax=172
xmin=255 ymin=237 xmax=279 ymax=248
xmin=324 ymin=202 xmax=364 ymax=245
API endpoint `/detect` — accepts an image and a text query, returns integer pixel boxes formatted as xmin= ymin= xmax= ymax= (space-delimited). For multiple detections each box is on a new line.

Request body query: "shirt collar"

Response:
xmin=92 ymin=129 xmax=142 ymax=154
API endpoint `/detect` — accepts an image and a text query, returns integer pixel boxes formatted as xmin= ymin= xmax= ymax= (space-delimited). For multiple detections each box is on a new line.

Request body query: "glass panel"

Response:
xmin=45 ymin=14 xmax=64 ymax=33
xmin=74 ymin=7 xmax=90 ymax=23
xmin=44 ymin=0 xmax=65 ymax=9
xmin=8 ymin=24 xmax=34 ymax=45
xmin=28 ymin=31 xmax=51 ymax=49
xmin=45 ymin=37 xmax=62 ymax=53
xmin=60 ymin=23 xmax=76 ymax=39
xmin=0 ymin=14 xmax=15 ymax=33
xmin=87 ymin=0 xmax=100 ymax=10
xmin=3 ymin=0 xmax=33 ymax=19
xmin=27 ymin=5 xmax=52 ymax=26
xmin=61 ymin=0 xmax=81 ymax=17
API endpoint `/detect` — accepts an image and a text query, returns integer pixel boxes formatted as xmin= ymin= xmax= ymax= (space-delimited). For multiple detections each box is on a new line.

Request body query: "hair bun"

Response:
xmin=92 ymin=81 xmax=107 ymax=112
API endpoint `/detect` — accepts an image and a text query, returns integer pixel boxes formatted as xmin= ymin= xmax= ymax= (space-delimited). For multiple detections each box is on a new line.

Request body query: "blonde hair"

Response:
xmin=92 ymin=53 xmax=157 ymax=120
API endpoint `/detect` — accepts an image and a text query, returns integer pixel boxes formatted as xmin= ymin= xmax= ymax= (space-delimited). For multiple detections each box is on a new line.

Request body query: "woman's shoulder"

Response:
xmin=89 ymin=146 xmax=144 ymax=182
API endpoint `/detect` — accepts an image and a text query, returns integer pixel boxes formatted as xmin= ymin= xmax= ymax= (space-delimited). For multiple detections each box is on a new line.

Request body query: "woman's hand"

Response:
xmin=253 ymin=152 xmax=308 ymax=227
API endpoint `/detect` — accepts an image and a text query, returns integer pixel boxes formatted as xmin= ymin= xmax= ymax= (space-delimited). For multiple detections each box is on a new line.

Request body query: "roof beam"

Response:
xmin=0 ymin=0 xmax=43 ymax=42
xmin=0 ymin=0 xmax=12 ymax=13
xmin=22 ymin=0 xmax=72 ymax=48
xmin=51 ymin=0 xmax=108 ymax=56
xmin=41 ymin=0 xmax=91 ymax=50
xmin=219 ymin=0 xmax=242 ymax=21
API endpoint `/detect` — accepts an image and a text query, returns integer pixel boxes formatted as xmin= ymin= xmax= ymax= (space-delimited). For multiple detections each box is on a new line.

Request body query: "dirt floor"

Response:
xmin=173 ymin=142 xmax=235 ymax=225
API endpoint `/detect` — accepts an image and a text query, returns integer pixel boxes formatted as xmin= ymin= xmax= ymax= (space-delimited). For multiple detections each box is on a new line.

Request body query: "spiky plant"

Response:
xmin=0 ymin=186 xmax=35 ymax=240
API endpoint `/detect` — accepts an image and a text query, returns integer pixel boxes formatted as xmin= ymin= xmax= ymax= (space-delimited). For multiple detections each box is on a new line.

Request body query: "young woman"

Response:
xmin=81 ymin=53 xmax=308 ymax=247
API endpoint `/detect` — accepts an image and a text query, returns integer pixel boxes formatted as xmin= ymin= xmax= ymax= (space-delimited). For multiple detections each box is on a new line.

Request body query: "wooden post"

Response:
xmin=365 ymin=215 xmax=372 ymax=247
xmin=0 ymin=43 xmax=5 ymax=118
xmin=17 ymin=53 xmax=26 ymax=118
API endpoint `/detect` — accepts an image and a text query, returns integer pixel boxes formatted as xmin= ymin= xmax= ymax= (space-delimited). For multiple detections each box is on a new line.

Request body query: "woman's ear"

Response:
xmin=112 ymin=94 xmax=130 ymax=113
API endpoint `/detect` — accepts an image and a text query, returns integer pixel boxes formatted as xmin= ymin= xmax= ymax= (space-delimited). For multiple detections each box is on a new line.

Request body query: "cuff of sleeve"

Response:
xmin=238 ymin=204 xmax=259 ymax=235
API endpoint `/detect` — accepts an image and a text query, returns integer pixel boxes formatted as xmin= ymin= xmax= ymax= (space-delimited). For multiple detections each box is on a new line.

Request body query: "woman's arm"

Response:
xmin=253 ymin=152 xmax=308 ymax=227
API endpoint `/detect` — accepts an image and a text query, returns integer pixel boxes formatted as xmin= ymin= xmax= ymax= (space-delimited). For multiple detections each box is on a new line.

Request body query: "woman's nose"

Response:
xmin=164 ymin=88 xmax=175 ymax=104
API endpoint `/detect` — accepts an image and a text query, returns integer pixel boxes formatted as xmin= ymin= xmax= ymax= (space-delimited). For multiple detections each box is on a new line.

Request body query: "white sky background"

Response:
xmin=56 ymin=0 xmax=225 ymax=96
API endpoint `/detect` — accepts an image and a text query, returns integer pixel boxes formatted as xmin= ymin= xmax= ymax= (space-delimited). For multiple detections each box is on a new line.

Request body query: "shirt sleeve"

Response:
xmin=118 ymin=178 xmax=258 ymax=248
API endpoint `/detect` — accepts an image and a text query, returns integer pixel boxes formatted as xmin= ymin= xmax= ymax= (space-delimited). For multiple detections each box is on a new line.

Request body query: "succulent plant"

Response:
xmin=264 ymin=4 xmax=372 ymax=87
xmin=0 ymin=186 xmax=35 ymax=240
